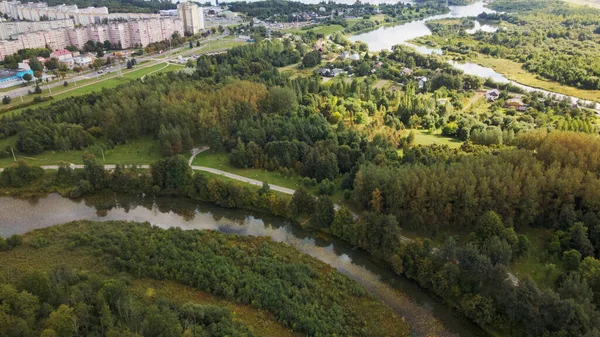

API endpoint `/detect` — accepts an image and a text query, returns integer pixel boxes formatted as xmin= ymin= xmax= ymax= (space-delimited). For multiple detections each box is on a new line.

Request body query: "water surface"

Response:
xmin=0 ymin=193 xmax=479 ymax=337
xmin=349 ymin=1 xmax=598 ymax=107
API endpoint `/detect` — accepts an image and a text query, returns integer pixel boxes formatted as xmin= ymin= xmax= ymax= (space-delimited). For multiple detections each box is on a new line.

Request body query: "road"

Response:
xmin=2 ymin=30 xmax=230 ymax=100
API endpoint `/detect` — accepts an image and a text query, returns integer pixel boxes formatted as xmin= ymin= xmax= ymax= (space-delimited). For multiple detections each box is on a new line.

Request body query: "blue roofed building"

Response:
xmin=0 ymin=68 xmax=34 ymax=89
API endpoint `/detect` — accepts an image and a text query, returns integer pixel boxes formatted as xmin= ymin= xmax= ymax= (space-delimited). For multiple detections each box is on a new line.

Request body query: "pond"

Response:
xmin=0 ymin=193 xmax=480 ymax=337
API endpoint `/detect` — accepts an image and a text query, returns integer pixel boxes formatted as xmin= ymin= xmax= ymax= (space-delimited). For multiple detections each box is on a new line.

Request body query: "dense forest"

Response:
xmin=0 ymin=220 xmax=408 ymax=337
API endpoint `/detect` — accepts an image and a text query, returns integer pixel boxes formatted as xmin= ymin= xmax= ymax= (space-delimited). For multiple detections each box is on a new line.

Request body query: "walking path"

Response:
xmin=0 ymin=147 xmax=519 ymax=285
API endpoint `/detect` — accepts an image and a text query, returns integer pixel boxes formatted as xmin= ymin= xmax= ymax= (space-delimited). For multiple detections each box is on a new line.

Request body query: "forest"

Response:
xmin=0 ymin=220 xmax=408 ymax=337
xmin=0 ymin=23 xmax=599 ymax=337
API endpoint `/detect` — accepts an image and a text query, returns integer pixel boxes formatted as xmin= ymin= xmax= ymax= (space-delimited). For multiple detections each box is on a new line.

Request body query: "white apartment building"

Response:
xmin=0 ymin=1 xmax=158 ymax=25
xmin=177 ymin=2 xmax=204 ymax=35
xmin=0 ymin=19 xmax=75 ymax=40
xmin=0 ymin=16 xmax=184 ymax=59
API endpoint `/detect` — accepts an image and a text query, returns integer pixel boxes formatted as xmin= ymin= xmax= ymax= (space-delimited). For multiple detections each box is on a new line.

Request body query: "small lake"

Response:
xmin=349 ymin=1 xmax=598 ymax=107
xmin=0 ymin=193 xmax=479 ymax=337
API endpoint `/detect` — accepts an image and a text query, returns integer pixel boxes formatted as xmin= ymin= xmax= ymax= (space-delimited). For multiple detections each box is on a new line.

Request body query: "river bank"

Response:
xmin=347 ymin=1 xmax=599 ymax=107
xmin=0 ymin=192 xmax=483 ymax=337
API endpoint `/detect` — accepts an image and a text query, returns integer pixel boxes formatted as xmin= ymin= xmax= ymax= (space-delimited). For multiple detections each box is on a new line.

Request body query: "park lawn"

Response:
xmin=0 ymin=138 xmax=162 ymax=168
xmin=5 ymin=62 xmax=181 ymax=115
xmin=411 ymin=129 xmax=463 ymax=148
xmin=192 ymin=151 xmax=313 ymax=193
xmin=473 ymin=54 xmax=600 ymax=102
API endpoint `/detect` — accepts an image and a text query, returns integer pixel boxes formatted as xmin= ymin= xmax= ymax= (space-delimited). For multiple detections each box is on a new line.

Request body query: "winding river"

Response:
xmin=0 ymin=193 xmax=479 ymax=337
xmin=349 ymin=1 xmax=599 ymax=107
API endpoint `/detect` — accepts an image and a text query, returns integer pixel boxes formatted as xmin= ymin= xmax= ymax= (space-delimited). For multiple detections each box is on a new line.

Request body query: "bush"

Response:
xmin=2 ymin=96 xmax=11 ymax=105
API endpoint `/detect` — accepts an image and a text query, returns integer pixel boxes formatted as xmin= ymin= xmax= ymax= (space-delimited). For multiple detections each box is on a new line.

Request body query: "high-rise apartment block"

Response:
xmin=0 ymin=1 xmax=187 ymax=60
xmin=177 ymin=2 xmax=204 ymax=35
xmin=0 ymin=18 xmax=184 ymax=59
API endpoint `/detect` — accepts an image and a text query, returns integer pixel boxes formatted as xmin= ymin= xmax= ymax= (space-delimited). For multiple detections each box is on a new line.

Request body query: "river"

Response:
xmin=0 ymin=193 xmax=480 ymax=337
xmin=348 ymin=1 xmax=599 ymax=107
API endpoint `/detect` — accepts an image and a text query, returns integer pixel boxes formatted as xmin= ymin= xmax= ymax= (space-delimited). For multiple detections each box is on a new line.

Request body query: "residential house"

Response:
xmin=72 ymin=55 xmax=93 ymax=67
xmin=401 ymin=67 xmax=412 ymax=76
xmin=339 ymin=51 xmax=349 ymax=59
xmin=486 ymin=89 xmax=500 ymax=101
xmin=50 ymin=49 xmax=72 ymax=61
xmin=317 ymin=68 xmax=331 ymax=76
xmin=504 ymin=98 xmax=527 ymax=111
xmin=418 ymin=76 xmax=428 ymax=89
xmin=331 ymin=68 xmax=343 ymax=76
xmin=349 ymin=52 xmax=360 ymax=61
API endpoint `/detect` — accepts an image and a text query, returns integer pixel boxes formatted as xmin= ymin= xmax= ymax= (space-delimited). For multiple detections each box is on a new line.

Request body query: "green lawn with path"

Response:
xmin=0 ymin=138 xmax=162 ymax=168
xmin=3 ymin=62 xmax=184 ymax=116
xmin=191 ymin=151 xmax=311 ymax=192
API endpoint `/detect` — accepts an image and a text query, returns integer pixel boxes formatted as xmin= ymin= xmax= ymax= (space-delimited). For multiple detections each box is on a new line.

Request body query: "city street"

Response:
xmin=2 ymin=30 xmax=230 ymax=100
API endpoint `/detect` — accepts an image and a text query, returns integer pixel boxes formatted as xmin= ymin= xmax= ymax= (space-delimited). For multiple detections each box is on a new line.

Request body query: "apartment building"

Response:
xmin=0 ymin=19 xmax=75 ymax=40
xmin=0 ymin=1 xmax=157 ymax=25
xmin=177 ymin=2 xmax=204 ymax=35
xmin=0 ymin=0 xmax=185 ymax=60
xmin=0 ymin=16 xmax=184 ymax=59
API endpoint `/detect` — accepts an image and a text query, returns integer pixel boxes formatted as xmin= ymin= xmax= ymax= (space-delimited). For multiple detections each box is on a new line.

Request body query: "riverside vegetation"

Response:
xmin=0 ymin=220 xmax=408 ymax=337
xmin=417 ymin=0 xmax=600 ymax=92
xmin=0 ymin=11 xmax=600 ymax=337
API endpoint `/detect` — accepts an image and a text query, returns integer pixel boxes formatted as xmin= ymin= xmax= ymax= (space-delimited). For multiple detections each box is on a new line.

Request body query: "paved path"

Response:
xmin=0 ymin=147 xmax=519 ymax=286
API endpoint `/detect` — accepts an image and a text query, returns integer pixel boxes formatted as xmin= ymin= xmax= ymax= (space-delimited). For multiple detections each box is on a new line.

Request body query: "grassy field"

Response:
xmin=283 ymin=24 xmax=346 ymax=36
xmin=192 ymin=151 xmax=312 ymax=192
xmin=562 ymin=0 xmax=600 ymax=7
xmin=509 ymin=227 xmax=564 ymax=288
xmin=473 ymin=54 xmax=600 ymax=102
xmin=2 ymin=62 xmax=184 ymax=116
xmin=412 ymin=129 xmax=463 ymax=148
xmin=0 ymin=138 xmax=162 ymax=168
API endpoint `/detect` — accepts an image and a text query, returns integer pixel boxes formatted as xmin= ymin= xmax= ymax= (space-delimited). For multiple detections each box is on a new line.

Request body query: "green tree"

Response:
xmin=563 ymin=249 xmax=582 ymax=271
xmin=312 ymin=197 xmax=335 ymax=228
xmin=264 ymin=87 xmax=298 ymax=114
xmin=46 ymin=305 xmax=77 ymax=337
xmin=568 ymin=223 xmax=594 ymax=257
xmin=302 ymin=50 xmax=321 ymax=68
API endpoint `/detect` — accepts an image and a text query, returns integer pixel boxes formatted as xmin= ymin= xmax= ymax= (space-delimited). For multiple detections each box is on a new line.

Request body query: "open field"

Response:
xmin=283 ymin=24 xmax=346 ymax=35
xmin=412 ymin=129 xmax=463 ymax=148
xmin=473 ymin=55 xmax=600 ymax=102
xmin=0 ymin=137 xmax=162 ymax=168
